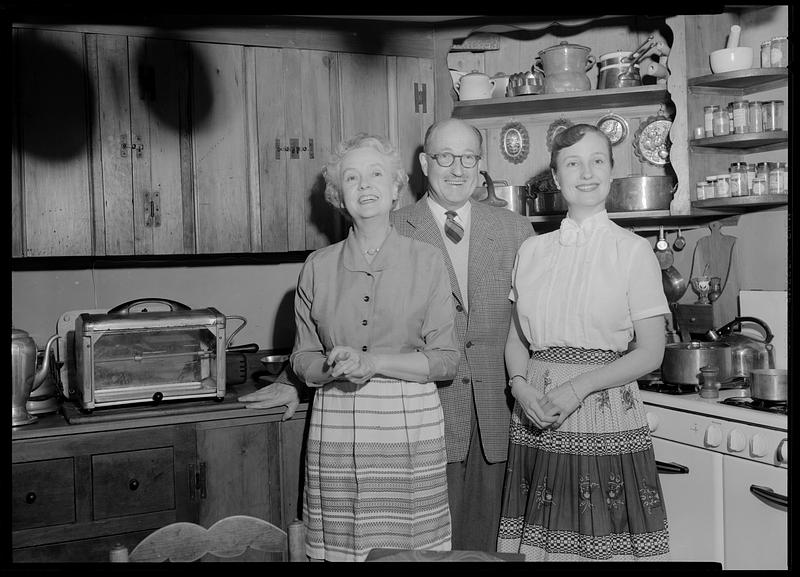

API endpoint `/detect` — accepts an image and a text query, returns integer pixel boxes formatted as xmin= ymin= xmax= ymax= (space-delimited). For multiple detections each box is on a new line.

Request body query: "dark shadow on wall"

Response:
xmin=308 ymin=171 xmax=347 ymax=246
xmin=408 ymin=144 xmax=427 ymax=201
xmin=271 ymin=288 xmax=297 ymax=351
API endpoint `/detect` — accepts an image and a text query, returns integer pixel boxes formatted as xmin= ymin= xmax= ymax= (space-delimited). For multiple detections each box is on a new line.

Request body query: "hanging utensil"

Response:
xmin=617 ymin=35 xmax=654 ymax=86
xmin=662 ymin=265 xmax=689 ymax=304
xmin=654 ymin=226 xmax=674 ymax=269
xmin=479 ymin=170 xmax=508 ymax=208
xmin=673 ymin=228 xmax=686 ymax=251
xmin=624 ymin=35 xmax=655 ymax=64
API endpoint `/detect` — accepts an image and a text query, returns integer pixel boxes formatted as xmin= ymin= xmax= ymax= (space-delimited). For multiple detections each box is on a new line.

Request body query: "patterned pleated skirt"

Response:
xmin=303 ymin=377 xmax=451 ymax=562
xmin=497 ymin=347 xmax=670 ymax=561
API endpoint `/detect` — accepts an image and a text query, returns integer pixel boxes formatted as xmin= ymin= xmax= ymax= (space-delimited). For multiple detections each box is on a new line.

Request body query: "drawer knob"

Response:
xmin=129 ymin=479 xmax=140 ymax=491
xmin=25 ymin=492 xmax=36 ymax=504
xmin=152 ymin=392 xmax=163 ymax=403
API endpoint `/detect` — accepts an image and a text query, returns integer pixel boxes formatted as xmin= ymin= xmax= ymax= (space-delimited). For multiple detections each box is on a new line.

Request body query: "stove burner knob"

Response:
xmin=750 ymin=434 xmax=768 ymax=458
xmin=645 ymin=412 xmax=659 ymax=432
xmin=704 ymin=424 xmax=722 ymax=448
xmin=778 ymin=439 xmax=788 ymax=464
xmin=727 ymin=429 xmax=746 ymax=452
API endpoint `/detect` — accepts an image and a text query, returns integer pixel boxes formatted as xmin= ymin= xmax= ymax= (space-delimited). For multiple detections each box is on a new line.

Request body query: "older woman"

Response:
xmin=497 ymin=124 xmax=670 ymax=561
xmin=291 ymin=134 xmax=459 ymax=561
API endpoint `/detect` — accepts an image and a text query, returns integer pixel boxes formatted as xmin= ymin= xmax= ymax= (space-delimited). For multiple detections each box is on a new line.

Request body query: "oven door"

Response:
xmin=652 ymin=437 xmax=724 ymax=564
xmin=722 ymin=456 xmax=787 ymax=570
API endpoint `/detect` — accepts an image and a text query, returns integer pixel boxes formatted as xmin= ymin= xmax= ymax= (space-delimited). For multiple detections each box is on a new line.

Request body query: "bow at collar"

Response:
xmin=558 ymin=211 xmax=609 ymax=246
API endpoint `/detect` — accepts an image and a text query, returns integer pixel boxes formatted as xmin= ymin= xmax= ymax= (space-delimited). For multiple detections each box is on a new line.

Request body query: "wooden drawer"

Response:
xmin=92 ymin=447 xmax=175 ymax=520
xmin=12 ymin=458 xmax=76 ymax=531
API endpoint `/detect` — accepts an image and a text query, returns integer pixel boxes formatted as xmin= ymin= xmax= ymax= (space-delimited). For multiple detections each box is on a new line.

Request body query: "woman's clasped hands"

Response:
xmin=326 ymin=346 xmax=377 ymax=385
xmin=513 ymin=377 xmax=587 ymax=429
xmin=541 ymin=379 xmax=587 ymax=428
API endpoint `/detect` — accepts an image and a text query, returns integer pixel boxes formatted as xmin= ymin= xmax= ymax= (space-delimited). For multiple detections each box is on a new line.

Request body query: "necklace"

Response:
xmin=363 ymin=247 xmax=380 ymax=256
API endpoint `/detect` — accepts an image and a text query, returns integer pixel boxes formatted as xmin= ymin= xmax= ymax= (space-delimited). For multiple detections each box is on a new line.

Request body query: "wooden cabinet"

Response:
xmin=13 ymin=28 xmax=93 ymax=257
xmin=11 ymin=405 xmax=309 ymax=563
xmin=89 ymin=34 xmax=192 ymax=255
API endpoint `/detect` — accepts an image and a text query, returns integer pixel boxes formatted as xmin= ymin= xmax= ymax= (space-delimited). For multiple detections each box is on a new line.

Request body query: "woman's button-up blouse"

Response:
xmin=510 ymin=210 xmax=670 ymax=353
xmin=290 ymin=226 xmax=459 ymax=386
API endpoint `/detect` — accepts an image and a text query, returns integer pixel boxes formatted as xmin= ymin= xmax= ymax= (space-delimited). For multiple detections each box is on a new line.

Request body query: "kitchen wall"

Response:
xmin=11 ymin=262 xmax=304 ymax=350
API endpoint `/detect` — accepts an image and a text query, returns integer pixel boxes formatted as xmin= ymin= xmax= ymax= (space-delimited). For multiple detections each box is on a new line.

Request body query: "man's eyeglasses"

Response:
xmin=427 ymin=152 xmax=481 ymax=169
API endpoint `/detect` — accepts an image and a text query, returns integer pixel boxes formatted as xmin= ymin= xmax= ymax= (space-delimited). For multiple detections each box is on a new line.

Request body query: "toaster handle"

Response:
xmin=108 ymin=298 xmax=191 ymax=315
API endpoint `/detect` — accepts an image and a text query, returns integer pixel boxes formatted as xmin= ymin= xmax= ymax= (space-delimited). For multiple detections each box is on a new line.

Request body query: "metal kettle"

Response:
xmin=705 ymin=316 xmax=775 ymax=382
xmin=11 ymin=328 xmax=59 ymax=427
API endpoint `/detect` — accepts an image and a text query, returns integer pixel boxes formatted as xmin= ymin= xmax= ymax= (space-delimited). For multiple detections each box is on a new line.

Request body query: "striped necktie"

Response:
xmin=444 ymin=211 xmax=464 ymax=244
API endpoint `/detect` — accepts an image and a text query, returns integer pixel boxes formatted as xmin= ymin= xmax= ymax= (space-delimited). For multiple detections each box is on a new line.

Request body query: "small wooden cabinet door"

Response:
xmin=190 ymin=42 xmax=252 ymax=254
xmin=14 ymin=28 xmax=93 ymax=257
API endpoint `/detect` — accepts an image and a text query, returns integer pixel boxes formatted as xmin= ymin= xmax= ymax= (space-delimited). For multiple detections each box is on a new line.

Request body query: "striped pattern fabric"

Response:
xmin=444 ymin=211 xmax=464 ymax=243
xmin=303 ymin=377 xmax=451 ymax=562
xmin=497 ymin=347 xmax=670 ymax=561
xmin=391 ymin=199 xmax=535 ymax=463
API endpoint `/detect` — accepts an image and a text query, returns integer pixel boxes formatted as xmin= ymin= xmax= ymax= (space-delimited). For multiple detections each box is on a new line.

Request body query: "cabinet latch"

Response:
xmin=187 ymin=462 xmax=207 ymax=501
xmin=121 ymin=134 xmax=144 ymax=158
xmin=143 ymin=191 xmax=161 ymax=227
xmin=290 ymin=138 xmax=300 ymax=159
xmin=307 ymin=138 xmax=314 ymax=159
xmin=414 ymin=82 xmax=427 ymax=114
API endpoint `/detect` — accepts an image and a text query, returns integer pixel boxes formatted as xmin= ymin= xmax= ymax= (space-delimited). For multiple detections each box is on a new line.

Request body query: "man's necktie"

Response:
xmin=444 ymin=211 xmax=464 ymax=244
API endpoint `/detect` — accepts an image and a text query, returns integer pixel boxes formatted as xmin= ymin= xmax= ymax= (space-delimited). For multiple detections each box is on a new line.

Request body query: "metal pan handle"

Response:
xmin=656 ymin=461 xmax=690 ymax=474
xmin=750 ymin=484 xmax=787 ymax=508
xmin=108 ymin=298 xmax=191 ymax=315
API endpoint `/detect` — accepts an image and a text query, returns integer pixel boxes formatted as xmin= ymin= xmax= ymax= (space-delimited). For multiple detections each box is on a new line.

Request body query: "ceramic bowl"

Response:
xmin=709 ymin=47 xmax=753 ymax=73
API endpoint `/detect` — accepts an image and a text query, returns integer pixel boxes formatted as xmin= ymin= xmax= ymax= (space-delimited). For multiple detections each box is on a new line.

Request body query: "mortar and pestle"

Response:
xmin=710 ymin=24 xmax=753 ymax=73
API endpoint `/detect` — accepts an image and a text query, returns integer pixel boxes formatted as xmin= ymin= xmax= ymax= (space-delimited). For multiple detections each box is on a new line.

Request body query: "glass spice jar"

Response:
xmin=729 ymin=162 xmax=748 ymax=197
xmin=782 ymin=162 xmax=788 ymax=194
xmin=696 ymin=181 xmax=708 ymax=201
xmin=762 ymin=100 xmax=784 ymax=131
xmin=753 ymin=162 xmax=771 ymax=196
xmin=769 ymin=162 xmax=786 ymax=195
xmin=715 ymin=174 xmax=731 ymax=198
xmin=749 ymin=101 xmax=763 ymax=133
xmin=761 ymin=40 xmax=772 ymax=68
xmin=704 ymin=105 xmax=719 ymax=138
xmin=731 ymin=100 xmax=749 ymax=134
xmin=746 ymin=163 xmax=757 ymax=194
xmin=712 ymin=108 xmax=730 ymax=136
xmin=727 ymin=103 xmax=735 ymax=134
xmin=705 ymin=175 xmax=718 ymax=198
xmin=771 ymin=36 xmax=788 ymax=67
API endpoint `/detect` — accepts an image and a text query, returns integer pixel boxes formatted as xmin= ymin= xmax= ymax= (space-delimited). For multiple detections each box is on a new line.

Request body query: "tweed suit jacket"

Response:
xmin=390 ymin=197 xmax=535 ymax=463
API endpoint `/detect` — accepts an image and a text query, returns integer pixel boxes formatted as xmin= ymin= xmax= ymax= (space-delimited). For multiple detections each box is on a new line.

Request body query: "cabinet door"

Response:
xmin=15 ymin=28 xmax=92 ymax=256
xmin=339 ymin=53 xmax=390 ymax=140
xmin=651 ymin=437 xmax=724 ymax=564
xmin=191 ymin=42 xmax=251 ymax=253
xmin=392 ymin=56 xmax=435 ymax=207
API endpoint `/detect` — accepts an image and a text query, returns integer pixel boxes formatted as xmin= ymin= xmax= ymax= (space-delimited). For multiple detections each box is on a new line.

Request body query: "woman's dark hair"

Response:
xmin=549 ymin=124 xmax=614 ymax=171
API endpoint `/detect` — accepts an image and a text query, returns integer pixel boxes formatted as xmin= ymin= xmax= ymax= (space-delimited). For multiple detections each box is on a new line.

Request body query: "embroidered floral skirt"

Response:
xmin=304 ymin=378 xmax=451 ymax=562
xmin=497 ymin=347 xmax=670 ymax=561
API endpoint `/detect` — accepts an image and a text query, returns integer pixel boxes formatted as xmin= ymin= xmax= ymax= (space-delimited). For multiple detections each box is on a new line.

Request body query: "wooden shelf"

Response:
xmin=692 ymin=194 xmax=788 ymax=211
xmin=528 ymin=210 xmax=740 ymax=233
xmin=688 ymin=68 xmax=789 ymax=95
xmin=452 ymin=85 xmax=669 ymax=119
xmin=690 ymin=131 xmax=787 ymax=152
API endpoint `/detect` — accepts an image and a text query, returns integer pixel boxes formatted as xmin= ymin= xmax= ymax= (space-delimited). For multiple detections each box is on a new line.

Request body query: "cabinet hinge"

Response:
xmin=143 ymin=191 xmax=161 ymax=227
xmin=414 ymin=82 xmax=428 ymax=114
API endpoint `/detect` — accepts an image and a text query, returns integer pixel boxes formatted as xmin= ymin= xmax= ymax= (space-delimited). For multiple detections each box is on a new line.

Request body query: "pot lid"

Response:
xmin=12 ymin=327 xmax=31 ymax=340
xmin=599 ymin=50 xmax=633 ymax=61
xmin=461 ymin=69 xmax=490 ymax=79
xmin=538 ymin=41 xmax=591 ymax=55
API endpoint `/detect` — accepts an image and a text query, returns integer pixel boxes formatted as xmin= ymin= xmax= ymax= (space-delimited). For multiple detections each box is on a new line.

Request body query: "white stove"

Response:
xmin=641 ymin=387 xmax=788 ymax=570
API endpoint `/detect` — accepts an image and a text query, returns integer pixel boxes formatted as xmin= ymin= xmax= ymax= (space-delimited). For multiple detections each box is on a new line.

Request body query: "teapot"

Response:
xmin=451 ymin=70 xmax=495 ymax=101
xmin=705 ymin=316 xmax=775 ymax=382
xmin=11 ymin=328 xmax=59 ymax=427
xmin=536 ymin=41 xmax=595 ymax=94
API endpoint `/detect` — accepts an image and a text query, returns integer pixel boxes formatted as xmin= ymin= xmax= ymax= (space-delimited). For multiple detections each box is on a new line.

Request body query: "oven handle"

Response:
xmin=750 ymin=485 xmax=787 ymax=508
xmin=656 ymin=460 xmax=689 ymax=474
xmin=108 ymin=298 xmax=191 ymax=314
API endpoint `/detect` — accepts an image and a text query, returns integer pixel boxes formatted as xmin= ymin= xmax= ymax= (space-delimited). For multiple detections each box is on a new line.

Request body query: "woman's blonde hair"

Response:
xmin=323 ymin=133 xmax=410 ymax=217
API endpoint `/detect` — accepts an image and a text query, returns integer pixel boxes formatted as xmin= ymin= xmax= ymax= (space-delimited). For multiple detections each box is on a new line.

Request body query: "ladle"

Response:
xmin=618 ymin=35 xmax=654 ymax=85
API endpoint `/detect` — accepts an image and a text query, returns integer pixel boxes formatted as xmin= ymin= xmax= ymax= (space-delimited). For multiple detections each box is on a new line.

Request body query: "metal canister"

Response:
xmin=749 ymin=100 xmax=763 ymax=132
xmin=729 ymin=162 xmax=748 ymax=197
xmin=704 ymin=105 xmax=719 ymax=138
xmin=731 ymin=100 xmax=749 ymax=134
xmin=771 ymin=36 xmax=788 ymax=67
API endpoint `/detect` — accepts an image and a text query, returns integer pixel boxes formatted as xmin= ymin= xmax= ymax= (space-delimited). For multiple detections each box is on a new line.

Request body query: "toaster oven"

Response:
xmin=73 ymin=299 xmax=227 ymax=410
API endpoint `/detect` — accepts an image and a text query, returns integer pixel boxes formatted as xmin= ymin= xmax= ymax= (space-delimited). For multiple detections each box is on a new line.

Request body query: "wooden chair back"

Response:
xmin=122 ymin=515 xmax=305 ymax=562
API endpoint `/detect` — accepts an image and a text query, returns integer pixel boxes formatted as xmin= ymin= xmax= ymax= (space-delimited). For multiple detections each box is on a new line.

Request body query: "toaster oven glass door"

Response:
xmin=91 ymin=327 xmax=219 ymax=404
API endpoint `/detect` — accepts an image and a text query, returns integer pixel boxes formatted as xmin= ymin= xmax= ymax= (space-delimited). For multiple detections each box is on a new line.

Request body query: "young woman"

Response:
xmin=497 ymin=124 xmax=670 ymax=561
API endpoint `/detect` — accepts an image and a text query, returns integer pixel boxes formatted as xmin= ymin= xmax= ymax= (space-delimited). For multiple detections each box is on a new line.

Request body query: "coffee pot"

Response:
xmin=705 ymin=316 xmax=775 ymax=382
xmin=11 ymin=328 xmax=59 ymax=427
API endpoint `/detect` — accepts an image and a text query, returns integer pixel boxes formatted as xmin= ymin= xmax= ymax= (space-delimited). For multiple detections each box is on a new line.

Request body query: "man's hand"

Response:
xmin=238 ymin=382 xmax=300 ymax=421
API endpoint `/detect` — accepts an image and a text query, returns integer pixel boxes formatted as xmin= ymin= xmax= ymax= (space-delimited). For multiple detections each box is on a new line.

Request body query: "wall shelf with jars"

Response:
xmin=692 ymin=194 xmax=787 ymax=211
xmin=690 ymin=130 xmax=787 ymax=152
xmin=687 ymin=68 xmax=788 ymax=94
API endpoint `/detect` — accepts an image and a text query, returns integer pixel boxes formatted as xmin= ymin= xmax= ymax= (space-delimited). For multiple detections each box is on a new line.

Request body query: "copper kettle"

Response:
xmin=11 ymin=328 xmax=59 ymax=427
xmin=705 ymin=316 xmax=775 ymax=382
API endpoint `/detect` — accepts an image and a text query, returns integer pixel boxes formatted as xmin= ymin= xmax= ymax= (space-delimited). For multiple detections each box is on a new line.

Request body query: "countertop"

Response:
xmin=12 ymin=378 xmax=310 ymax=441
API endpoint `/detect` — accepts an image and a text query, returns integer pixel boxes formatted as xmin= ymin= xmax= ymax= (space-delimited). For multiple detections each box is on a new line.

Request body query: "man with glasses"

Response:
xmin=390 ymin=118 xmax=535 ymax=551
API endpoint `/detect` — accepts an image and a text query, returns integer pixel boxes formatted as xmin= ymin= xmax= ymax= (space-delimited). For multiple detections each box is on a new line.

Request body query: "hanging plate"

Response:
xmin=546 ymin=118 xmax=573 ymax=152
xmin=596 ymin=112 xmax=629 ymax=146
xmin=499 ymin=122 xmax=530 ymax=164
xmin=633 ymin=114 xmax=672 ymax=166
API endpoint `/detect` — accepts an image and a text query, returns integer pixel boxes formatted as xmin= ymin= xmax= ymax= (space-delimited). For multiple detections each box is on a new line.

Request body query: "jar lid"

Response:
xmin=705 ymin=105 xmax=721 ymax=110
xmin=706 ymin=175 xmax=718 ymax=181
xmin=697 ymin=181 xmax=708 ymax=186
xmin=761 ymin=40 xmax=772 ymax=45
xmin=771 ymin=36 xmax=788 ymax=41
xmin=730 ymin=162 xmax=747 ymax=168
xmin=717 ymin=174 xmax=730 ymax=179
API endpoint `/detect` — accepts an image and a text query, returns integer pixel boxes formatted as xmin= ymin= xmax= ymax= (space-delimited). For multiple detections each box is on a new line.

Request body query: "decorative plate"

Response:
xmin=633 ymin=114 xmax=672 ymax=166
xmin=546 ymin=118 xmax=573 ymax=151
xmin=596 ymin=112 xmax=629 ymax=146
xmin=499 ymin=121 xmax=530 ymax=164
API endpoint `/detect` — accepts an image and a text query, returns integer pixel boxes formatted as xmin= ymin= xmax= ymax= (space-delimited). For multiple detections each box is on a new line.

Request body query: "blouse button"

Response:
xmin=362 ymin=346 xmax=368 ymax=352
xmin=456 ymin=304 xmax=463 ymax=312
xmin=361 ymin=320 xmax=368 ymax=326
xmin=461 ymin=377 xmax=470 ymax=384
xmin=363 ymin=296 xmax=370 ymax=302
xmin=465 ymin=341 xmax=473 ymax=348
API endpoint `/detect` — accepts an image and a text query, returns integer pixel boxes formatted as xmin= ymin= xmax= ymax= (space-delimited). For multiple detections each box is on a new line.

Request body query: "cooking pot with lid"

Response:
xmin=661 ymin=341 xmax=733 ymax=386
xmin=473 ymin=171 xmax=531 ymax=215
xmin=606 ymin=176 xmax=676 ymax=212
xmin=749 ymin=368 xmax=787 ymax=402
xmin=536 ymin=41 xmax=595 ymax=94
xmin=597 ymin=51 xmax=641 ymax=89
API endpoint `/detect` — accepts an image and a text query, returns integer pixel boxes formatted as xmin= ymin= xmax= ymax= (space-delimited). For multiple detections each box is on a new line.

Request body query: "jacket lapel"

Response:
xmin=467 ymin=201 xmax=498 ymax=306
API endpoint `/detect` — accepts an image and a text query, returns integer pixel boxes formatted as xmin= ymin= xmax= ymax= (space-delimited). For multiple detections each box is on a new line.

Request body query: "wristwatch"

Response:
xmin=508 ymin=374 xmax=526 ymax=387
